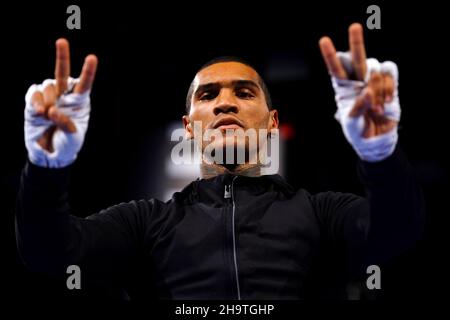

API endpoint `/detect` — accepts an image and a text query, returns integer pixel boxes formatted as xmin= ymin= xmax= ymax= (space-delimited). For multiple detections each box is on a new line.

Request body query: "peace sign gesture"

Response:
xmin=319 ymin=23 xmax=401 ymax=162
xmin=24 ymin=39 xmax=98 ymax=168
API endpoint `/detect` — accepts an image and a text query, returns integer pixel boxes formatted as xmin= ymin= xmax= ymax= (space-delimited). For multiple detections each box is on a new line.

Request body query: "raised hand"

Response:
xmin=319 ymin=23 xmax=400 ymax=162
xmin=24 ymin=39 xmax=98 ymax=168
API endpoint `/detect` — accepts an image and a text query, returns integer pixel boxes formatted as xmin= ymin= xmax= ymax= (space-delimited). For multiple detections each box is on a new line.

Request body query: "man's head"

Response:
xmin=183 ymin=57 xmax=279 ymax=166
xmin=185 ymin=57 xmax=273 ymax=114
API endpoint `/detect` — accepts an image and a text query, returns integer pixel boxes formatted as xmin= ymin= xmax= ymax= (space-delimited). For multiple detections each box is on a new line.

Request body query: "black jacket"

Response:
xmin=15 ymin=147 xmax=424 ymax=299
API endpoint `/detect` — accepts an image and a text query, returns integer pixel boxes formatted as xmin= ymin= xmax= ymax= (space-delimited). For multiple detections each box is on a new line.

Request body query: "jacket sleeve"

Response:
xmin=15 ymin=160 xmax=153 ymax=289
xmin=311 ymin=146 xmax=425 ymax=276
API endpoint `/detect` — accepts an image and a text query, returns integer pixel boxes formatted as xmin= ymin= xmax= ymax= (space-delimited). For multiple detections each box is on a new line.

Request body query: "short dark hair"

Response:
xmin=185 ymin=56 xmax=272 ymax=114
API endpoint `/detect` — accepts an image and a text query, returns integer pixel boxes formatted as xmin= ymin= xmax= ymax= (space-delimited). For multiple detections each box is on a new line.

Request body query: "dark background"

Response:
xmin=1 ymin=1 xmax=448 ymax=306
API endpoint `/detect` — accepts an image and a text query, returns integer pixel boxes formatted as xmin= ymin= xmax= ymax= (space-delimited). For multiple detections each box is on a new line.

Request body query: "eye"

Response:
xmin=199 ymin=92 xmax=217 ymax=101
xmin=236 ymin=89 xmax=255 ymax=99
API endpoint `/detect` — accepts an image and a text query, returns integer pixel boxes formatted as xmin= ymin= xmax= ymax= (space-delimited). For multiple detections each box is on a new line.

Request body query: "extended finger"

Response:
xmin=74 ymin=54 xmax=98 ymax=94
xmin=319 ymin=36 xmax=347 ymax=79
xmin=348 ymin=23 xmax=367 ymax=81
xmin=55 ymin=38 xmax=71 ymax=96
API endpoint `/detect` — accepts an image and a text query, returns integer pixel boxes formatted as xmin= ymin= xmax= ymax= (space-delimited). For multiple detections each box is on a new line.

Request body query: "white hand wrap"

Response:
xmin=331 ymin=51 xmax=401 ymax=162
xmin=24 ymin=77 xmax=90 ymax=168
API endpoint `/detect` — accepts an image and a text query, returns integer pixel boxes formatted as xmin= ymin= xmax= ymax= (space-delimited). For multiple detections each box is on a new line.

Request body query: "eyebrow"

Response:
xmin=194 ymin=80 xmax=260 ymax=97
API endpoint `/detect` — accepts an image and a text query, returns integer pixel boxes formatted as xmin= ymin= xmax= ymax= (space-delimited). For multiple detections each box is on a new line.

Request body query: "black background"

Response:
xmin=1 ymin=0 xmax=448 ymax=309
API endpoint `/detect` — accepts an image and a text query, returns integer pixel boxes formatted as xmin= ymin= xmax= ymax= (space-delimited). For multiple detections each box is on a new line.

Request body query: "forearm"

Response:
xmin=15 ymin=159 xmax=146 ymax=288
xmin=358 ymin=146 xmax=425 ymax=264
xmin=15 ymin=160 xmax=75 ymax=274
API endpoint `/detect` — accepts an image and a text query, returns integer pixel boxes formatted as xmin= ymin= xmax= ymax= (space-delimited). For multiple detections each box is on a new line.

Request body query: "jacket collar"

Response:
xmin=173 ymin=173 xmax=296 ymax=205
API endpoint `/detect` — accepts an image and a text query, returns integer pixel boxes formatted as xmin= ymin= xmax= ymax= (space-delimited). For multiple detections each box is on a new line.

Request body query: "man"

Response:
xmin=16 ymin=23 xmax=424 ymax=299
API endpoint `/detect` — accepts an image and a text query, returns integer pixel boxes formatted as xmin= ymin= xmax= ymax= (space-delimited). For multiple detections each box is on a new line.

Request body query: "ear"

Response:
xmin=268 ymin=109 xmax=279 ymax=130
xmin=182 ymin=115 xmax=194 ymax=139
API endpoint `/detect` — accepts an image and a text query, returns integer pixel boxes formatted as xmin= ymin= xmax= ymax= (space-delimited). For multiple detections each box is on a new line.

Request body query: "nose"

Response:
xmin=213 ymin=89 xmax=239 ymax=115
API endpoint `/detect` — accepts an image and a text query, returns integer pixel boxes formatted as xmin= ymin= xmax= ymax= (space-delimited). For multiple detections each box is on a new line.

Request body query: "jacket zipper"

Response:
xmin=224 ymin=176 xmax=241 ymax=300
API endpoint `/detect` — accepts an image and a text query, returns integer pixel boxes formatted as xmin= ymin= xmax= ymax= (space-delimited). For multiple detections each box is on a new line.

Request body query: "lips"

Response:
xmin=212 ymin=117 xmax=244 ymax=130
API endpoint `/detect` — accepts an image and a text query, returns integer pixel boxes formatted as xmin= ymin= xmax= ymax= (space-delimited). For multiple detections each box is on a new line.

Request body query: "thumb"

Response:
xmin=48 ymin=106 xmax=77 ymax=133
xmin=349 ymin=88 xmax=373 ymax=118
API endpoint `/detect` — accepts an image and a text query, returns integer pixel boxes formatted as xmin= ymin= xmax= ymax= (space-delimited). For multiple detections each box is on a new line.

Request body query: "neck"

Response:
xmin=200 ymin=162 xmax=261 ymax=179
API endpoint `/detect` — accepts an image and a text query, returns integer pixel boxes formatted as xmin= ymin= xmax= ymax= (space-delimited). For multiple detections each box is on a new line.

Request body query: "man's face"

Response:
xmin=183 ymin=62 xmax=278 ymax=164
